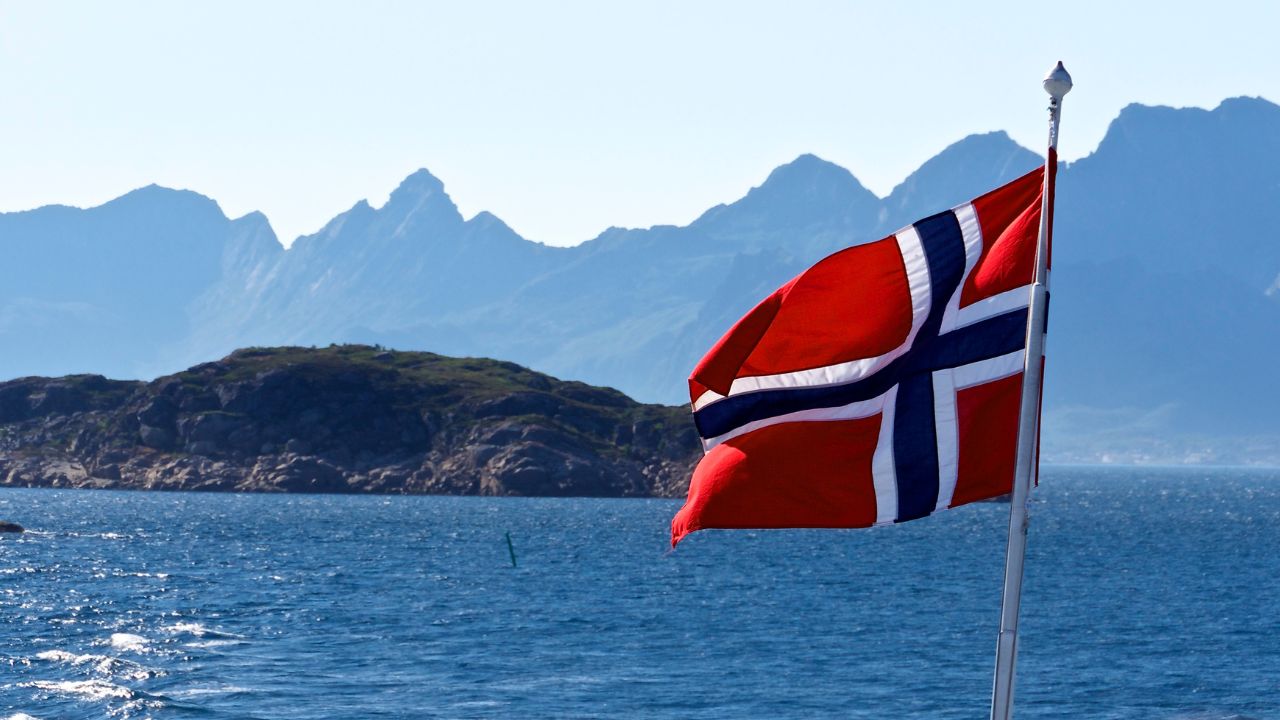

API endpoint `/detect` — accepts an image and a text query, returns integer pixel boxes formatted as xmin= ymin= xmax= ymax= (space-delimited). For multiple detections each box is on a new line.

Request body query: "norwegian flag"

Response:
xmin=672 ymin=165 xmax=1049 ymax=547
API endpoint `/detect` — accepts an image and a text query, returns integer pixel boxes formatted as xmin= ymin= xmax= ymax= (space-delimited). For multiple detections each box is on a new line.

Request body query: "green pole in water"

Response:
xmin=505 ymin=531 xmax=517 ymax=568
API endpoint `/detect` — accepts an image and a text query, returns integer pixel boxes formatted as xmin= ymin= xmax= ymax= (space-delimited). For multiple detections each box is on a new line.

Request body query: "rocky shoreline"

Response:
xmin=0 ymin=346 xmax=701 ymax=498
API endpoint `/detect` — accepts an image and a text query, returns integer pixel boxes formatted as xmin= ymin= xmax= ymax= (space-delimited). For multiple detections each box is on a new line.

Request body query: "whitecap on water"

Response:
xmin=34 ymin=650 xmax=80 ymax=663
xmin=107 ymin=633 xmax=150 ymax=652
xmin=165 ymin=684 xmax=251 ymax=699
xmin=163 ymin=621 xmax=208 ymax=635
xmin=163 ymin=621 xmax=242 ymax=639
xmin=118 ymin=571 xmax=169 ymax=579
xmin=186 ymin=639 xmax=246 ymax=649
xmin=34 ymin=649 xmax=159 ymax=681
xmin=20 ymin=681 xmax=165 ymax=718
xmin=6 ymin=713 xmax=44 ymax=720
xmin=20 ymin=679 xmax=134 ymax=701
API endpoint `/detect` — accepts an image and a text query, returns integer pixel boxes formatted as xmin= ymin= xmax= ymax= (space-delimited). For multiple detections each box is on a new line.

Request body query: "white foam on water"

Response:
xmin=34 ymin=649 xmax=159 ymax=681
xmin=107 ymin=633 xmax=149 ymax=652
xmin=184 ymin=639 xmax=243 ymax=649
xmin=109 ymin=698 xmax=164 ymax=719
xmin=35 ymin=650 xmax=83 ymax=663
xmin=166 ymin=684 xmax=251 ymax=699
xmin=7 ymin=713 xmax=44 ymax=720
xmin=163 ymin=621 xmax=242 ymax=639
xmin=21 ymin=679 xmax=134 ymax=701
xmin=163 ymin=622 xmax=209 ymax=635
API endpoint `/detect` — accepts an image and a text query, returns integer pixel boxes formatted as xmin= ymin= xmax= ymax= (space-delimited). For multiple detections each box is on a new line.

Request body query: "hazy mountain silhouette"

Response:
xmin=1049 ymin=96 xmax=1280 ymax=452
xmin=2 ymin=97 xmax=1277 ymax=463
xmin=0 ymin=186 xmax=280 ymax=379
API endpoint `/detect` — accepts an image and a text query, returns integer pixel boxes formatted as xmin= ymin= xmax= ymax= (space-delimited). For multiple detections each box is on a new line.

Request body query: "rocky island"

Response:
xmin=0 ymin=346 xmax=701 ymax=497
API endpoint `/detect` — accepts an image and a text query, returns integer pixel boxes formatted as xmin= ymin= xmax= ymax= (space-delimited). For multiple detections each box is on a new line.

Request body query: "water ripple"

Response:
xmin=1 ymin=467 xmax=1278 ymax=718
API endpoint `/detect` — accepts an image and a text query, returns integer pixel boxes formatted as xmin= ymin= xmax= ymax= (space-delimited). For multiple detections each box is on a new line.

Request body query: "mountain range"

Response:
xmin=2 ymin=97 xmax=1278 ymax=464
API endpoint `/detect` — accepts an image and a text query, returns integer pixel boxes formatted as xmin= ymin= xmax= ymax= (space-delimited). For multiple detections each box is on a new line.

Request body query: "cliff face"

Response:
xmin=0 ymin=346 xmax=700 ymax=498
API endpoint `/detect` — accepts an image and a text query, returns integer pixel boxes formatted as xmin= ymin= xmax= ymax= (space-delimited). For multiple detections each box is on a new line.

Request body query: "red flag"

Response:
xmin=673 ymin=166 xmax=1047 ymax=546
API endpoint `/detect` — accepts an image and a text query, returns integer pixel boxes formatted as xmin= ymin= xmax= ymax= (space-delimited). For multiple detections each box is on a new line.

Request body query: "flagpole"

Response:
xmin=989 ymin=61 xmax=1072 ymax=720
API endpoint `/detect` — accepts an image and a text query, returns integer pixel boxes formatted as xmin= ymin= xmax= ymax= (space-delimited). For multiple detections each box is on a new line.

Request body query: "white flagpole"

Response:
xmin=989 ymin=61 xmax=1072 ymax=720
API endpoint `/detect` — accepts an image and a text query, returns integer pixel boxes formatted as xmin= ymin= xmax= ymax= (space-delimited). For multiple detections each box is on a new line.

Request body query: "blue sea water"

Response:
xmin=2 ymin=466 xmax=1278 ymax=719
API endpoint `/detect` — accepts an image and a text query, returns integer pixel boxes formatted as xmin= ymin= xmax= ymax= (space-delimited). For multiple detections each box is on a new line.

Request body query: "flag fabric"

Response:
xmin=672 ymin=165 xmax=1049 ymax=547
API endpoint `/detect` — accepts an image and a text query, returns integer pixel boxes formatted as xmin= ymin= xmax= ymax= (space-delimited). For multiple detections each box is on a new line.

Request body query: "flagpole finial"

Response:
xmin=1043 ymin=61 xmax=1072 ymax=100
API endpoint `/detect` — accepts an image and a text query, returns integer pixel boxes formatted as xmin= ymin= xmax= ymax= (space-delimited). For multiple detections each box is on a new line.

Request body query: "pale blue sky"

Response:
xmin=1 ymin=1 xmax=1276 ymax=247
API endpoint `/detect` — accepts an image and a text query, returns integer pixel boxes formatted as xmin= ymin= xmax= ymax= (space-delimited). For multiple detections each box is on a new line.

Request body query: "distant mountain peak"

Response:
xmin=232 ymin=209 xmax=271 ymax=226
xmin=388 ymin=168 xmax=446 ymax=201
xmin=1111 ymin=96 xmax=1278 ymax=124
xmin=1111 ymin=95 xmax=1278 ymax=127
xmin=378 ymin=168 xmax=462 ymax=229
xmin=466 ymin=210 xmax=508 ymax=230
xmin=1091 ymin=95 xmax=1280 ymax=162
xmin=1105 ymin=100 xmax=1205 ymax=133
xmin=1214 ymin=95 xmax=1279 ymax=113
xmin=687 ymin=153 xmax=881 ymax=239
xmin=779 ymin=152 xmax=837 ymax=168
xmin=949 ymin=130 xmax=1017 ymax=150
xmin=106 ymin=184 xmax=228 ymax=223
xmin=757 ymin=153 xmax=866 ymax=195
xmin=116 ymin=183 xmax=216 ymax=204
xmin=880 ymin=131 xmax=1041 ymax=229
xmin=924 ymin=131 xmax=1035 ymax=164
xmin=224 ymin=210 xmax=284 ymax=262
xmin=229 ymin=210 xmax=278 ymax=242
xmin=464 ymin=209 xmax=521 ymax=240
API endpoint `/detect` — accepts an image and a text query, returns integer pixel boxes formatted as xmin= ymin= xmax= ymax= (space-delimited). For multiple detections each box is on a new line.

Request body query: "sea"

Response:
xmin=2 ymin=466 xmax=1278 ymax=720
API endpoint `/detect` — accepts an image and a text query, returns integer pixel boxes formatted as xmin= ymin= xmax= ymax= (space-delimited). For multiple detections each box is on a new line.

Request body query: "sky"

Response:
xmin=1 ymin=1 xmax=1277 ymax=248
